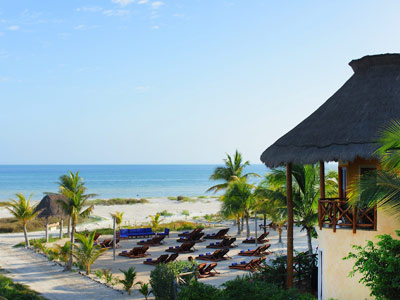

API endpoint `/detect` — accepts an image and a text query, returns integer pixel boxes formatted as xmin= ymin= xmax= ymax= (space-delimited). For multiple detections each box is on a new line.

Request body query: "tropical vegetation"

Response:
xmin=6 ymin=193 xmax=38 ymax=247
xmin=72 ymin=231 xmax=107 ymax=275
xmin=110 ymin=211 xmax=124 ymax=230
xmin=58 ymin=171 xmax=95 ymax=270
xmin=119 ymin=266 xmax=137 ymax=295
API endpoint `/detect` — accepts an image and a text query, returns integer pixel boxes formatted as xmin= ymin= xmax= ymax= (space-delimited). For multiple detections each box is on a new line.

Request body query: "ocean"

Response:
xmin=0 ymin=165 xmax=268 ymax=201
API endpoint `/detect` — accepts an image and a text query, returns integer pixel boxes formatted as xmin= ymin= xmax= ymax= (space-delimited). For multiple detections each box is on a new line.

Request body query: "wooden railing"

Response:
xmin=318 ymin=198 xmax=377 ymax=233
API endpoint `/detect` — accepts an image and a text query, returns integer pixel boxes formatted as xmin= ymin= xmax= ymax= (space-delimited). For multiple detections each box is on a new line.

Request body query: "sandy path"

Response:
xmin=0 ymin=232 xmax=134 ymax=300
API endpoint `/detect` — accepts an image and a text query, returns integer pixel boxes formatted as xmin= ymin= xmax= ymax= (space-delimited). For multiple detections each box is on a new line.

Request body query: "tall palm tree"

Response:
xmin=73 ymin=231 xmax=107 ymax=275
xmin=221 ymin=178 xmax=255 ymax=237
xmin=58 ymin=171 xmax=95 ymax=270
xmin=257 ymin=165 xmax=337 ymax=253
xmin=208 ymin=150 xmax=259 ymax=193
xmin=352 ymin=120 xmax=400 ymax=217
xmin=7 ymin=193 xmax=38 ymax=247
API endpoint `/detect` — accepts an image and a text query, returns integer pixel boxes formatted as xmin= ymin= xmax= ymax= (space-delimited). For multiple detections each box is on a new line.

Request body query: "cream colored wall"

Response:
xmin=319 ymin=207 xmax=400 ymax=299
xmin=320 ymin=158 xmax=399 ymax=300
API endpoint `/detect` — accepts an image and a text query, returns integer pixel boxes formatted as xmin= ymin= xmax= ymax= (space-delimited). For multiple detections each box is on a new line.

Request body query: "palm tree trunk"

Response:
xmin=241 ymin=216 xmax=244 ymax=232
xmin=236 ymin=216 xmax=241 ymax=235
xmin=245 ymin=212 xmax=250 ymax=238
xmin=45 ymin=218 xmax=49 ymax=242
xmin=67 ymin=217 xmax=71 ymax=238
xmin=263 ymin=214 xmax=267 ymax=234
xmin=278 ymin=226 xmax=283 ymax=243
xmin=66 ymin=221 xmax=75 ymax=270
xmin=306 ymin=228 xmax=313 ymax=254
xmin=23 ymin=222 xmax=29 ymax=247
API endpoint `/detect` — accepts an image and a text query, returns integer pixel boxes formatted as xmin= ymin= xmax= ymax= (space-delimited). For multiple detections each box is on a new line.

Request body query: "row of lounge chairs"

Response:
xmin=166 ymin=241 xmax=196 ymax=253
xmin=196 ymin=249 xmax=230 ymax=262
xmin=242 ymin=232 xmax=270 ymax=244
xmin=137 ymin=235 xmax=165 ymax=246
xmin=119 ymin=245 xmax=149 ymax=258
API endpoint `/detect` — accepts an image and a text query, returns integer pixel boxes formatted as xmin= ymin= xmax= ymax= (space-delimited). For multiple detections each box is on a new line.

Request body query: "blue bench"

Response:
xmin=119 ymin=228 xmax=155 ymax=239
xmin=157 ymin=228 xmax=170 ymax=237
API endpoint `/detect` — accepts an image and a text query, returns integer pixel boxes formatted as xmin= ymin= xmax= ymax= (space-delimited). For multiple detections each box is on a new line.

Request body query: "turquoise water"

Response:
xmin=0 ymin=165 xmax=268 ymax=201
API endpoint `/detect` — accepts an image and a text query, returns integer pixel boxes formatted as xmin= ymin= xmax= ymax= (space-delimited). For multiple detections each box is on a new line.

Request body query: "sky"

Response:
xmin=1 ymin=1 xmax=400 ymax=164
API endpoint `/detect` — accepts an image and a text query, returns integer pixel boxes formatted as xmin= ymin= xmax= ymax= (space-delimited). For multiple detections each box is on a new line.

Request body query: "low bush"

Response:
xmin=344 ymin=230 xmax=400 ymax=300
xmin=87 ymin=198 xmax=149 ymax=206
xmin=150 ymin=261 xmax=198 ymax=300
xmin=0 ymin=274 xmax=47 ymax=300
xmin=177 ymin=281 xmax=221 ymax=300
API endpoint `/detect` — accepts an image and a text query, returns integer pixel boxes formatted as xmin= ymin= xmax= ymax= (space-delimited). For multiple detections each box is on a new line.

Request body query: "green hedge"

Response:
xmin=0 ymin=274 xmax=47 ymax=300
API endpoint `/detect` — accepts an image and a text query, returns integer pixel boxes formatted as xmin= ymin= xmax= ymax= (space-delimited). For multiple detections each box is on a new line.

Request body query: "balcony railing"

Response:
xmin=318 ymin=198 xmax=377 ymax=233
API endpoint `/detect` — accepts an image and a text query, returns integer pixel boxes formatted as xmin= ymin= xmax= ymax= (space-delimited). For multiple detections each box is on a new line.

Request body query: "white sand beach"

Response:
xmin=0 ymin=197 xmax=316 ymax=299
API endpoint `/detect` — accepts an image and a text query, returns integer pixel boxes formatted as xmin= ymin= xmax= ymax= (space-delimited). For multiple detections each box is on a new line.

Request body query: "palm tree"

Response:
xmin=254 ymin=186 xmax=287 ymax=243
xmin=54 ymin=241 xmax=72 ymax=265
xmin=351 ymin=120 xmax=400 ymax=217
xmin=207 ymin=150 xmax=259 ymax=193
xmin=119 ymin=267 xmax=137 ymax=295
xmin=7 ymin=193 xmax=38 ymax=247
xmin=149 ymin=213 xmax=163 ymax=232
xmin=257 ymin=165 xmax=337 ymax=253
xmin=110 ymin=211 xmax=124 ymax=231
xmin=58 ymin=171 xmax=95 ymax=270
xmin=221 ymin=178 xmax=255 ymax=237
xmin=73 ymin=231 xmax=107 ymax=275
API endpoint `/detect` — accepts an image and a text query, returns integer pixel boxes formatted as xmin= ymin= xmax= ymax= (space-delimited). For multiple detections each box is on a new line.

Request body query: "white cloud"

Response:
xmin=152 ymin=25 xmax=159 ymax=29
xmin=112 ymin=0 xmax=135 ymax=6
xmin=7 ymin=25 xmax=19 ymax=31
xmin=77 ymin=6 xmax=103 ymax=12
xmin=73 ymin=24 xmax=98 ymax=30
xmin=103 ymin=9 xmax=130 ymax=16
xmin=151 ymin=1 xmax=164 ymax=9
xmin=138 ymin=0 xmax=148 ymax=3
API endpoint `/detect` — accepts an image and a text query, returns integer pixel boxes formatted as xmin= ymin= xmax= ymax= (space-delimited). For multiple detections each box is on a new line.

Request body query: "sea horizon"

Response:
xmin=0 ymin=164 xmax=268 ymax=202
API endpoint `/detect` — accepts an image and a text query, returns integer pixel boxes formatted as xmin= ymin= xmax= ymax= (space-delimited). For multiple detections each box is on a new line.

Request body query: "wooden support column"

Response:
xmin=338 ymin=165 xmax=343 ymax=199
xmin=319 ymin=161 xmax=325 ymax=230
xmin=286 ymin=163 xmax=294 ymax=288
xmin=59 ymin=218 xmax=63 ymax=239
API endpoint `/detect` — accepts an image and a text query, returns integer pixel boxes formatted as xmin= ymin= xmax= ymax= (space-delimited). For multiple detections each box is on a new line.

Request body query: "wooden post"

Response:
xmin=319 ymin=161 xmax=325 ymax=230
xmin=59 ymin=218 xmax=63 ymax=239
xmin=338 ymin=166 xmax=343 ymax=199
xmin=352 ymin=206 xmax=357 ymax=233
xmin=113 ymin=216 xmax=116 ymax=261
xmin=286 ymin=163 xmax=294 ymax=289
xmin=374 ymin=206 xmax=377 ymax=231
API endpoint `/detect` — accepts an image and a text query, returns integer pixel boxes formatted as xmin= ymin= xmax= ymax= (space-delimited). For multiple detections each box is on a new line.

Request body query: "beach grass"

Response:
xmin=87 ymin=198 xmax=149 ymax=206
xmin=167 ymin=196 xmax=198 ymax=203
xmin=0 ymin=272 xmax=48 ymax=299
xmin=0 ymin=215 xmax=89 ymax=234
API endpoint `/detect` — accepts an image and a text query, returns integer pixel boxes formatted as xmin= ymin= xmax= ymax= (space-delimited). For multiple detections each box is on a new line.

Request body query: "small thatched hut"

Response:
xmin=35 ymin=194 xmax=67 ymax=241
xmin=260 ymin=53 xmax=400 ymax=300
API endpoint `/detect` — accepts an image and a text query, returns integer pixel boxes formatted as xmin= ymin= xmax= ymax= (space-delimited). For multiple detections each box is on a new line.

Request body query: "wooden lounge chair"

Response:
xmin=94 ymin=233 xmax=101 ymax=243
xmin=119 ymin=245 xmax=149 ymax=258
xmin=166 ymin=241 xmax=196 ymax=253
xmin=165 ymin=253 xmax=179 ymax=263
xmin=177 ymin=231 xmax=205 ymax=243
xmin=178 ymin=228 xmax=203 ymax=237
xmin=143 ymin=254 xmax=169 ymax=265
xmin=199 ymin=263 xmax=219 ymax=278
xmin=204 ymin=228 xmax=229 ymax=240
xmin=196 ymin=248 xmax=230 ymax=262
xmin=229 ymin=257 xmax=266 ymax=271
xmin=238 ymin=244 xmax=272 ymax=257
xmin=206 ymin=237 xmax=237 ymax=249
xmin=242 ymin=232 xmax=270 ymax=244
xmin=137 ymin=235 xmax=165 ymax=246
xmin=101 ymin=238 xmax=120 ymax=249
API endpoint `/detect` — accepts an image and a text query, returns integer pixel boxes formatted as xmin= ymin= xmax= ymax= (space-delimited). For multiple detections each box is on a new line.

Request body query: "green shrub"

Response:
xmin=119 ymin=267 xmax=136 ymax=294
xmin=87 ymin=198 xmax=148 ymax=206
xmin=150 ymin=261 xmax=198 ymax=300
xmin=344 ymin=231 xmax=400 ymax=300
xmin=150 ymin=264 xmax=177 ymax=300
xmin=220 ymin=276 xmax=315 ymax=300
xmin=177 ymin=281 xmax=221 ymax=300
xmin=0 ymin=274 xmax=47 ymax=299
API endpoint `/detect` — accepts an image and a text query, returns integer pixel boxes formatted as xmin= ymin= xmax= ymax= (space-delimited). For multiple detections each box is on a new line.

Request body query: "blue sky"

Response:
xmin=1 ymin=1 xmax=400 ymax=164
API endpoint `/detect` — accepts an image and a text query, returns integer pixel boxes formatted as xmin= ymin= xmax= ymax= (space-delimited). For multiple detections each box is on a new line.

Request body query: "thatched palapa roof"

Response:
xmin=34 ymin=194 xmax=67 ymax=219
xmin=261 ymin=53 xmax=400 ymax=168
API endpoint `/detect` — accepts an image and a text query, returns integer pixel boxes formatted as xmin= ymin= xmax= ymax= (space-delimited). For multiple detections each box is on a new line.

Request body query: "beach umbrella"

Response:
xmin=34 ymin=194 xmax=67 ymax=241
